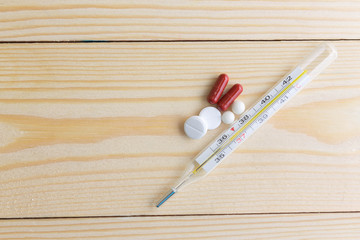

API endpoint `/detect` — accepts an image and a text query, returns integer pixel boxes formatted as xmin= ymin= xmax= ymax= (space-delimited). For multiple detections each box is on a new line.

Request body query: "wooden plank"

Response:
xmin=1 ymin=213 xmax=360 ymax=239
xmin=0 ymin=41 xmax=359 ymax=218
xmin=1 ymin=1 xmax=360 ymax=41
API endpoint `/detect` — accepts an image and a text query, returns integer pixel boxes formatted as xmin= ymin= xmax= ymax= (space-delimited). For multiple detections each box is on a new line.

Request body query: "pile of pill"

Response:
xmin=184 ymin=74 xmax=246 ymax=139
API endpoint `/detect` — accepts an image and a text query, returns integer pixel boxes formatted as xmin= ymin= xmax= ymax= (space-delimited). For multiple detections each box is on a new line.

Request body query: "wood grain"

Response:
xmin=0 ymin=41 xmax=359 ymax=218
xmin=1 ymin=213 xmax=360 ymax=239
xmin=1 ymin=1 xmax=360 ymax=41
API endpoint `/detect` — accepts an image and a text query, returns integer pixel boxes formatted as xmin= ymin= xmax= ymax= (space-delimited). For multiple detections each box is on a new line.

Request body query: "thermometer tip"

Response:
xmin=156 ymin=189 xmax=176 ymax=208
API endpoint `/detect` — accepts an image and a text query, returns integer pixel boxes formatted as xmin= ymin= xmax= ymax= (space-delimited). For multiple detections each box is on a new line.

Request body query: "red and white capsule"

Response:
xmin=207 ymin=74 xmax=229 ymax=104
xmin=217 ymin=83 xmax=243 ymax=111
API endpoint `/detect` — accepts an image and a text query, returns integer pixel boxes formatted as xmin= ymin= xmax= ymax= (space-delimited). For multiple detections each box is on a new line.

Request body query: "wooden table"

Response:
xmin=1 ymin=1 xmax=360 ymax=239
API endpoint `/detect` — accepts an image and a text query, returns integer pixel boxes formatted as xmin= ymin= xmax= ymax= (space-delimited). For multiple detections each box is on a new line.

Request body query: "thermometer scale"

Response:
xmin=157 ymin=43 xmax=337 ymax=207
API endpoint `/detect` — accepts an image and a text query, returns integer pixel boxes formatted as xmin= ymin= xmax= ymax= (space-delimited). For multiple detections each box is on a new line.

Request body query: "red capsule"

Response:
xmin=217 ymin=83 xmax=243 ymax=111
xmin=207 ymin=74 xmax=229 ymax=104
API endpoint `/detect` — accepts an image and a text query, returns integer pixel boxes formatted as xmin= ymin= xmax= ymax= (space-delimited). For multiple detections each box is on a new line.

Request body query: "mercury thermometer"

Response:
xmin=156 ymin=43 xmax=337 ymax=207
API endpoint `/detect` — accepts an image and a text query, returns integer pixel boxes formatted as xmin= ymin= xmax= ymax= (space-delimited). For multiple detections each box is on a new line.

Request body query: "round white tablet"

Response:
xmin=232 ymin=100 xmax=245 ymax=115
xmin=222 ymin=111 xmax=235 ymax=124
xmin=184 ymin=116 xmax=208 ymax=139
xmin=199 ymin=106 xmax=222 ymax=130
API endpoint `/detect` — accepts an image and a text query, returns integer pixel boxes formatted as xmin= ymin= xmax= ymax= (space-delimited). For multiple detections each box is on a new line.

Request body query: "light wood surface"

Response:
xmin=0 ymin=42 xmax=359 ymax=219
xmin=1 ymin=213 xmax=360 ymax=239
xmin=1 ymin=1 xmax=360 ymax=41
xmin=1 ymin=1 xmax=360 ymax=239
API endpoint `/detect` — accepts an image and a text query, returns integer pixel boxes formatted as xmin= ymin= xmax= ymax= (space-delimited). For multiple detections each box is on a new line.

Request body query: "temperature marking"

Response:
xmin=195 ymin=67 xmax=307 ymax=173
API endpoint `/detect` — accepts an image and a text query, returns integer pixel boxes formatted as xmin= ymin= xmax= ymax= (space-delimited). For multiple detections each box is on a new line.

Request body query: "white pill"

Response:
xmin=199 ymin=106 xmax=222 ymax=130
xmin=184 ymin=116 xmax=208 ymax=139
xmin=222 ymin=111 xmax=235 ymax=124
xmin=232 ymin=100 xmax=246 ymax=115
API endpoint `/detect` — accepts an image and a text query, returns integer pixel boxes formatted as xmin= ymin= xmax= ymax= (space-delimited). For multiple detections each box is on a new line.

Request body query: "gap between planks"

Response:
xmin=1 ymin=211 xmax=360 ymax=221
xmin=0 ymin=38 xmax=360 ymax=44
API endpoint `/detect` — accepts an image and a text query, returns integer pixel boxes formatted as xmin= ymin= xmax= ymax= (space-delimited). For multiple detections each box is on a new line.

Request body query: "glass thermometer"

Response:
xmin=156 ymin=43 xmax=337 ymax=207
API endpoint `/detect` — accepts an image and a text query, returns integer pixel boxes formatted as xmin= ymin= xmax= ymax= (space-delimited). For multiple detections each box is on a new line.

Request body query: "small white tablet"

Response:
xmin=232 ymin=100 xmax=245 ymax=115
xmin=222 ymin=111 xmax=235 ymax=124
